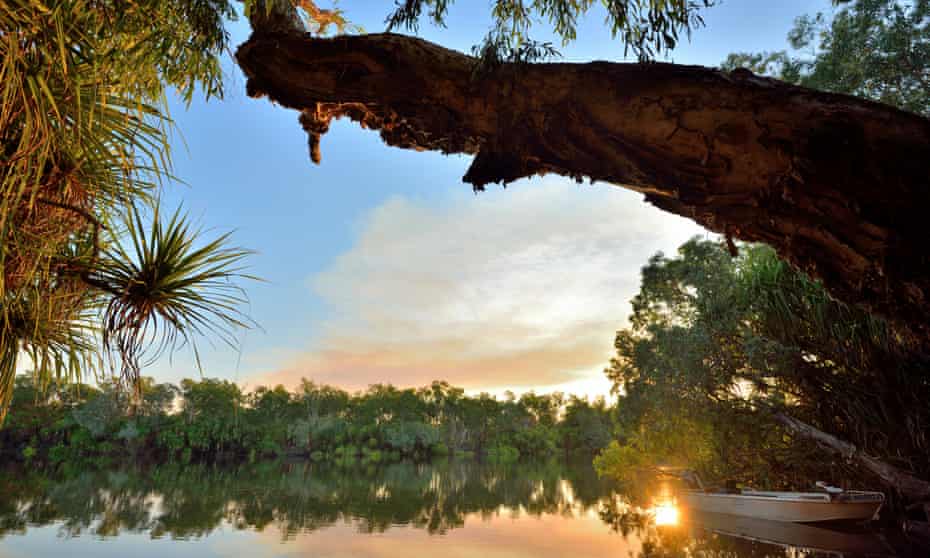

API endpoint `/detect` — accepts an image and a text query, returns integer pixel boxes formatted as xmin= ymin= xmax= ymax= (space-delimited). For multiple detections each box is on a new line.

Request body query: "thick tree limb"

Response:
xmin=775 ymin=412 xmax=930 ymax=503
xmin=235 ymin=31 xmax=930 ymax=335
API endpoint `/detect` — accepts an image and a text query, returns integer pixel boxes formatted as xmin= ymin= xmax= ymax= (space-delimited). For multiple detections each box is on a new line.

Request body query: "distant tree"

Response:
xmin=298 ymin=379 xmax=350 ymax=417
xmin=723 ymin=0 xmax=930 ymax=116
xmin=560 ymin=397 xmax=612 ymax=454
xmin=180 ymin=378 xmax=243 ymax=422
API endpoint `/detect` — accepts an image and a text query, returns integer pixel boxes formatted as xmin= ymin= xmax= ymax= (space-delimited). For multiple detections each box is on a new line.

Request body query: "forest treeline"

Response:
xmin=0 ymin=376 xmax=612 ymax=464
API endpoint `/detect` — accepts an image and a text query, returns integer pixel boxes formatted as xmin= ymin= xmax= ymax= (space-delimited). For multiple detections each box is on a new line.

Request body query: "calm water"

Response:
xmin=0 ymin=459 xmax=914 ymax=557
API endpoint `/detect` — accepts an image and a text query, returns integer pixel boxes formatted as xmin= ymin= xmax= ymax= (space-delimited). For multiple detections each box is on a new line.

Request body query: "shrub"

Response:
xmin=592 ymin=440 xmax=646 ymax=483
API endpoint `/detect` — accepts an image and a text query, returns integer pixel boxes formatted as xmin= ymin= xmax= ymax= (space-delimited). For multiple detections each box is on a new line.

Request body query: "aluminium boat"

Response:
xmin=671 ymin=469 xmax=884 ymax=523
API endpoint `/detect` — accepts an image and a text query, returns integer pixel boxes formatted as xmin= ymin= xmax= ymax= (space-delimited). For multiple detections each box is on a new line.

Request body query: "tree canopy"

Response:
xmin=382 ymin=0 xmax=714 ymax=61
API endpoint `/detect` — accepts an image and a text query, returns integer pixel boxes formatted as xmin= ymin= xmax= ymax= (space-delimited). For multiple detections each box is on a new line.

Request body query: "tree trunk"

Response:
xmin=774 ymin=412 xmax=930 ymax=503
xmin=235 ymin=30 xmax=930 ymax=337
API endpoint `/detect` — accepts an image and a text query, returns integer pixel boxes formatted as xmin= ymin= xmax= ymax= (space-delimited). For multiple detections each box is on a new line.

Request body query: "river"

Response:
xmin=0 ymin=458 xmax=916 ymax=557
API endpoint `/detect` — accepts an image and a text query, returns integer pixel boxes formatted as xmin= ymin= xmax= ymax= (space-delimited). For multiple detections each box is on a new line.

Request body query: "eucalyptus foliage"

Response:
xmin=385 ymin=0 xmax=715 ymax=61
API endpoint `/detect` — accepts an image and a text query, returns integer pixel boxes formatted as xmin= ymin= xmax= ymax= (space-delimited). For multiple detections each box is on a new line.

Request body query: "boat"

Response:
xmin=670 ymin=469 xmax=884 ymax=523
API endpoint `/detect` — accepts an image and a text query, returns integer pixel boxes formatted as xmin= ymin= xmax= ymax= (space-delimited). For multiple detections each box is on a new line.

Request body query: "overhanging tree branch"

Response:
xmin=775 ymin=412 xmax=930 ymax=503
xmin=235 ymin=30 xmax=930 ymax=337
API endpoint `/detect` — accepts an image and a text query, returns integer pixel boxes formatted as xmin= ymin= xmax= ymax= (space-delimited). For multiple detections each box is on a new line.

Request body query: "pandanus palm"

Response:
xmin=0 ymin=0 xmax=251 ymax=422
xmin=87 ymin=206 xmax=256 ymax=391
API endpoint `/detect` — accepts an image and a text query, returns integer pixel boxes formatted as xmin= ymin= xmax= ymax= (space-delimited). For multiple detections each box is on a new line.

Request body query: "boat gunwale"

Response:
xmin=683 ymin=489 xmax=884 ymax=505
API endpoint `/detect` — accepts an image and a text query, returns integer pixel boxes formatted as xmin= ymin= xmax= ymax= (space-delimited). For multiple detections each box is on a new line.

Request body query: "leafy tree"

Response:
xmin=71 ymin=381 xmax=129 ymax=438
xmin=597 ymin=238 xmax=929 ymax=491
xmin=560 ymin=396 xmax=612 ymax=454
xmin=180 ymin=378 xmax=243 ymax=421
xmin=519 ymin=391 xmax=563 ymax=427
xmin=383 ymin=421 xmax=439 ymax=456
xmin=135 ymin=378 xmax=179 ymax=418
xmin=298 ymin=379 xmax=350 ymax=417
xmin=723 ymin=0 xmax=930 ymax=116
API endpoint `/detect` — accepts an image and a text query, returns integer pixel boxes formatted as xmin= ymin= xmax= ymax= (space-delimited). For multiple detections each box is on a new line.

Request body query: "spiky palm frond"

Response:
xmin=86 ymin=205 xmax=256 ymax=391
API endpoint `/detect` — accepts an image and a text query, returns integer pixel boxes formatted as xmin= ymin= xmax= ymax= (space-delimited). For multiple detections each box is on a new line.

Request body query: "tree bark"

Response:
xmin=235 ymin=31 xmax=930 ymax=336
xmin=774 ymin=412 xmax=930 ymax=503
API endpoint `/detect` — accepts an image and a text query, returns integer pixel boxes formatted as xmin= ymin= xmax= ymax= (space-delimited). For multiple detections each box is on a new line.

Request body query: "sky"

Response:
xmin=149 ymin=0 xmax=833 ymax=399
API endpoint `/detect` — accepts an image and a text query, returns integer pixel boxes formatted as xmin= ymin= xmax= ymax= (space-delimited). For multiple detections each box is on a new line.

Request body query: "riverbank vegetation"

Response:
xmin=594 ymin=238 xmax=930 ymax=506
xmin=0 ymin=377 xmax=613 ymax=465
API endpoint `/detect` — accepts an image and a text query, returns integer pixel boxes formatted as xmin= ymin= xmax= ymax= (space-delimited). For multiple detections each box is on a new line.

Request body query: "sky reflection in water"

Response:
xmin=0 ymin=459 xmax=909 ymax=557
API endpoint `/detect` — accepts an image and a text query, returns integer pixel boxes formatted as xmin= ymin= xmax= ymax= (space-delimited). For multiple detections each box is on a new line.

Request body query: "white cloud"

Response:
xmin=254 ymin=177 xmax=706 ymax=396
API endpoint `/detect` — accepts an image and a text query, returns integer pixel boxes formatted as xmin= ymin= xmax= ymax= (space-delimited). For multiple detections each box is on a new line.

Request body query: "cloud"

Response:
xmin=253 ymin=178 xmax=706 ymax=396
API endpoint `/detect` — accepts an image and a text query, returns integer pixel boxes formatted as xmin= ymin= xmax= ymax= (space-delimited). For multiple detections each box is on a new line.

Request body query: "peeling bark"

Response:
xmin=235 ymin=31 xmax=930 ymax=336
xmin=775 ymin=412 xmax=930 ymax=503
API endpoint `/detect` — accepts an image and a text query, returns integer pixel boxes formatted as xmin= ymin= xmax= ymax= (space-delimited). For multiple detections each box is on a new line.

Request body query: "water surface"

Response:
xmin=0 ymin=459 xmax=913 ymax=557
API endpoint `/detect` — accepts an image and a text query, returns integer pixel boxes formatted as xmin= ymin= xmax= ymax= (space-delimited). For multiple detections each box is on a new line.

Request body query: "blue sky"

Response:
xmin=151 ymin=0 xmax=833 ymax=397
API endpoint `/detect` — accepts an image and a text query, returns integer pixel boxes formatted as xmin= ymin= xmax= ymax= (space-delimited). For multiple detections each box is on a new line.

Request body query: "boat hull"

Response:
xmin=681 ymin=491 xmax=883 ymax=523
xmin=686 ymin=511 xmax=894 ymax=555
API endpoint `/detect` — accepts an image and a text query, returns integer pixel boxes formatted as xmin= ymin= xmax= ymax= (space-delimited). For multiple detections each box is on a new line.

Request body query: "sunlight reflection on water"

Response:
xmin=651 ymin=501 xmax=680 ymax=526
xmin=649 ymin=481 xmax=680 ymax=526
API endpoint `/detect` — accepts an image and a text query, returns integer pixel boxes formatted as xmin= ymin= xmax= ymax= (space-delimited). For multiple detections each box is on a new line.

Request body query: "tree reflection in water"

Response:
xmin=0 ymin=459 xmax=611 ymax=540
xmin=0 ymin=460 xmax=913 ymax=557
